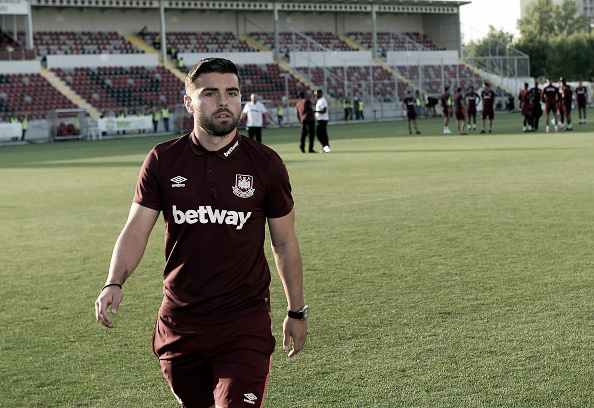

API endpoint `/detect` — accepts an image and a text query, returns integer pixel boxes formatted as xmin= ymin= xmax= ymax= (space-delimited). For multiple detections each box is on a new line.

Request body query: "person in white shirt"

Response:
xmin=240 ymin=93 xmax=277 ymax=143
xmin=314 ymin=89 xmax=330 ymax=153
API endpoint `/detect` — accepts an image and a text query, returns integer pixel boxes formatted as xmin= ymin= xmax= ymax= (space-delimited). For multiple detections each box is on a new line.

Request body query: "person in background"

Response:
xmin=480 ymin=82 xmax=496 ymax=134
xmin=161 ymin=105 xmax=170 ymax=132
xmin=315 ymin=89 xmax=331 ymax=153
xmin=277 ymin=103 xmax=284 ymax=127
xmin=21 ymin=115 xmax=27 ymax=141
xmin=401 ymin=90 xmax=421 ymax=135
xmin=440 ymin=86 xmax=451 ymax=134
xmin=541 ymin=78 xmax=561 ymax=133
xmin=240 ymin=93 xmax=277 ymax=143
xmin=295 ymin=91 xmax=316 ymax=153
xmin=575 ymin=80 xmax=588 ymax=125
xmin=519 ymin=82 xmax=532 ymax=132
xmin=453 ymin=87 xmax=467 ymax=135
xmin=560 ymin=77 xmax=573 ymax=131
xmin=152 ymin=106 xmax=160 ymax=133
xmin=465 ymin=86 xmax=480 ymax=131
xmin=529 ymin=80 xmax=542 ymax=132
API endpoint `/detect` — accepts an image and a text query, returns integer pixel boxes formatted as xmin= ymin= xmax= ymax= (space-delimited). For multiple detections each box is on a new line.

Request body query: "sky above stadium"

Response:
xmin=460 ymin=0 xmax=522 ymax=43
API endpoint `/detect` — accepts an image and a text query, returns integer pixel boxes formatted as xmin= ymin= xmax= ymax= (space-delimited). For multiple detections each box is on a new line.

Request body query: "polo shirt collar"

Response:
xmin=189 ymin=131 xmax=242 ymax=159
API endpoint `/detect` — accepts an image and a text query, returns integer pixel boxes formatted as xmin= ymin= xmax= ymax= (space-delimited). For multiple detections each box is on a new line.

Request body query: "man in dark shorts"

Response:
xmin=560 ymin=77 xmax=573 ymax=131
xmin=575 ymin=80 xmax=588 ymax=125
xmin=519 ymin=82 xmax=532 ymax=132
xmin=95 ymin=58 xmax=308 ymax=408
xmin=453 ymin=87 xmax=467 ymax=135
xmin=541 ymin=78 xmax=561 ymax=133
xmin=295 ymin=91 xmax=316 ymax=152
xmin=465 ymin=86 xmax=480 ymax=131
xmin=529 ymin=80 xmax=542 ymax=132
xmin=480 ymin=82 xmax=496 ymax=134
xmin=440 ymin=86 xmax=452 ymax=134
xmin=402 ymin=90 xmax=421 ymax=135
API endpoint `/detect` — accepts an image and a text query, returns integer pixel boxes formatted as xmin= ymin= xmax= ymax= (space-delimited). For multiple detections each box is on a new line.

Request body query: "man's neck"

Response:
xmin=193 ymin=129 xmax=236 ymax=152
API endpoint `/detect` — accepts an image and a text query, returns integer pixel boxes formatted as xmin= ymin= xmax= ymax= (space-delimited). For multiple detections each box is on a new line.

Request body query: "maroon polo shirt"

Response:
xmin=134 ymin=131 xmax=294 ymax=324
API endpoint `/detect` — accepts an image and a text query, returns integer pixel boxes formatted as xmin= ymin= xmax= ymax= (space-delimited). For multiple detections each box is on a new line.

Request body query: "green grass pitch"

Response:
xmin=1 ymin=112 xmax=594 ymax=407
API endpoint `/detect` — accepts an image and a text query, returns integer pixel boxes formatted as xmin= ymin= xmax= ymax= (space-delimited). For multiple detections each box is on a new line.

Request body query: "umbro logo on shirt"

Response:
xmin=171 ymin=176 xmax=187 ymax=187
xmin=243 ymin=393 xmax=258 ymax=405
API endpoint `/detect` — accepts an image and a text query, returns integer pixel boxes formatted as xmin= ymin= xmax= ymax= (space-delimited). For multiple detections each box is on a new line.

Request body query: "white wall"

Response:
xmin=0 ymin=60 xmax=41 ymax=74
xmin=45 ymin=53 xmax=159 ymax=69
xmin=387 ymin=50 xmax=459 ymax=66
xmin=179 ymin=52 xmax=273 ymax=67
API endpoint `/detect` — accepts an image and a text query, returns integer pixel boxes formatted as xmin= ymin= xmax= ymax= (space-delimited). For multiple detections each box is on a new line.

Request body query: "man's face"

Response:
xmin=184 ymin=72 xmax=242 ymax=137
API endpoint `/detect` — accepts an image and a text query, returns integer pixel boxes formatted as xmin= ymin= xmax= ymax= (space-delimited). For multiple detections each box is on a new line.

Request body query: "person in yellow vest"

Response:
xmin=358 ymin=99 xmax=364 ymax=120
xmin=177 ymin=57 xmax=185 ymax=71
xmin=152 ymin=107 xmax=160 ymax=133
xmin=277 ymin=104 xmax=284 ymax=127
xmin=161 ymin=105 xmax=170 ymax=132
xmin=21 ymin=115 xmax=27 ymax=141
xmin=153 ymin=34 xmax=161 ymax=50
xmin=343 ymin=99 xmax=351 ymax=121
xmin=117 ymin=110 xmax=126 ymax=135
xmin=138 ymin=107 xmax=146 ymax=133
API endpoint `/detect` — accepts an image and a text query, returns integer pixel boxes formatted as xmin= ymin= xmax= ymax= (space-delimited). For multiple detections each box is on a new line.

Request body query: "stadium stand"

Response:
xmin=51 ymin=66 xmax=183 ymax=114
xmin=0 ymin=73 xmax=77 ymax=120
xmin=249 ymin=31 xmax=355 ymax=54
xmin=33 ymin=31 xmax=143 ymax=58
xmin=0 ymin=30 xmax=36 ymax=60
xmin=348 ymin=31 xmax=443 ymax=53
xmin=397 ymin=64 xmax=486 ymax=94
xmin=156 ymin=31 xmax=253 ymax=54
xmin=238 ymin=63 xmax=309 ymax=101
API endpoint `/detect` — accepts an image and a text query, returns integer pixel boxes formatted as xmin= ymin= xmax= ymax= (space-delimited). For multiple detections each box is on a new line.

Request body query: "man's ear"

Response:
xmin=184 ymin=95 xmax=193 ymax=114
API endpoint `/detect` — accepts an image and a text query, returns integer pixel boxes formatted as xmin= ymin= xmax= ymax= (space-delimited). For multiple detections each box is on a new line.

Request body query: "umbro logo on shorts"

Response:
xmin=243 ymin=393 xmax=258 ymax=405
xmin=171 ymin=176 xmax=187 ymax=188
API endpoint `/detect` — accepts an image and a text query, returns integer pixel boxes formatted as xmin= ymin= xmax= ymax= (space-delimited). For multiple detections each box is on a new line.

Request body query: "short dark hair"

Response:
xmin=185 ymin=58 xmax=241 ymax=92
xmin=299 ymin=91 xmax=305 ymax=98
xmin=316 ymin=89 xmax=324 ymax=96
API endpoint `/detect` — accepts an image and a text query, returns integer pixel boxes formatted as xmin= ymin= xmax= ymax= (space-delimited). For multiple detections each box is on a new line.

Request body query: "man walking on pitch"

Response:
xmin=560 ymin=77 xmax=573 ymax=131
xmin=401 ymin=90 xmax=421 ymax=135
xmin=295 ymin=91 xmax=316 ymax=152
xmin=480 ymin=82 xmax=496 ymax=134
xmin=95 ymin=58 xmax=308 ymax=408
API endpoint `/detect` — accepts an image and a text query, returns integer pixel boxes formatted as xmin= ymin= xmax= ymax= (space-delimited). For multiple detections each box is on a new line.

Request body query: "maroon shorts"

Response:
xmin=563 ymin=103 xmax=572 ymax=115
xmin=467 ymin=107 xmax=477 ymax=116
xmin=406 ymin=110 xmax=417 ymax=120
xmin=455 ymin=110 xmax=466 ymax=121
xmin=544 ymin=102 xmax=557 ymax=114
xmin=482 ymin=107 xmax=495 ymax=120
xmin=153 ymin=312 xmax=276 ymax=408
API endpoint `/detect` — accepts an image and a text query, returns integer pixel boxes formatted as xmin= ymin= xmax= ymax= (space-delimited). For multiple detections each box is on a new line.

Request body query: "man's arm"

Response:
xmin=268 ymin=208 xmax=308 ymax=357
xmin=95 ymin=203 xmax=159 ymax=328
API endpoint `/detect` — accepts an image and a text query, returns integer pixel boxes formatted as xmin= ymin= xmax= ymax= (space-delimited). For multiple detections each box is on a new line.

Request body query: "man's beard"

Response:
xmin=197 ymin=108 xmax=240 ymax=137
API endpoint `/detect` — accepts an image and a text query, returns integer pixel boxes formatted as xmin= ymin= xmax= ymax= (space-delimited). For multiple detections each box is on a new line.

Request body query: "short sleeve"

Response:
xmin=264 ymin=151 xmax=294 ymax=219
xmin=133 ymin=147 xmax=162 ymax=211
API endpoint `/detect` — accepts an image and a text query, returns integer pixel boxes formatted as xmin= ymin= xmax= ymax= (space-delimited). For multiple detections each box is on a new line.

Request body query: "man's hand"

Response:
xmin=283 ymin=316 xmax=308 ymax=357
xmin=95 ymin=287 xmax=123 ymax=328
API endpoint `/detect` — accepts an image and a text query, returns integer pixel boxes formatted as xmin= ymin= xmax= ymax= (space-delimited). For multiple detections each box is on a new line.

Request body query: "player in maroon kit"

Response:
xmin=529 ymin=80 xmax=542 ymax=131
xmin=453 ymin=87 xmax=467 ymax=135
xmin=440 ymin=86 xmax=452 ymax=134
xmin=541 ymin=78 xmax=561 ymax=132
xmin=95 ymin=58 xmax=307 ymax=408
xmin=560 ymin=77 xmax=573 ymax=131
xmin=402 ymin=90 xmax=421 ymax=134
xmin=480 ymin=82 xmax=496 ymax=134
xmin=575 ymin=80 xmax=588 ymax=124
xmin=519 ymin=82 xmax=532 ymax=132
xmin=465 ymin=86 xmax=480 ymax=131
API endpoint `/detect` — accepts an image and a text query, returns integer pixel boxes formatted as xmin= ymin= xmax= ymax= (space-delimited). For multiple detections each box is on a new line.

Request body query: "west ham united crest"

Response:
xmin=232 ymin=174 xmax=255 ymax=198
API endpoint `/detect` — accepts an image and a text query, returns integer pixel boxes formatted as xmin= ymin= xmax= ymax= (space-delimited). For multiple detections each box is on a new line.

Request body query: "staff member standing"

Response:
xmin=95 ymin=58 xmax=307 ymax=408
xmin=240 ymin=93 xmax=276 ymax=143
xmin=315 ymin=89 xmax=331 ymax=153
xmin=295 ymin=91 xmax=316 ymax=153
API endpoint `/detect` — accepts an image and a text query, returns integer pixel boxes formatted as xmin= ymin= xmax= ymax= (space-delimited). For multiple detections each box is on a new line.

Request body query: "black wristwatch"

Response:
xmin=287 ymin=305 xmax=309 ymax=320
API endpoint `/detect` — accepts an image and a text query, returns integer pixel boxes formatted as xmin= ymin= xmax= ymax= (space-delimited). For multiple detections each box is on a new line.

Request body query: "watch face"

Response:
xmin=302 ymin=308 xmax=309 ymax=319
